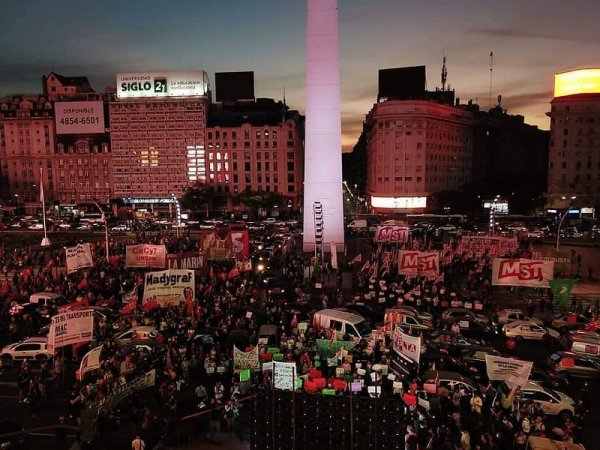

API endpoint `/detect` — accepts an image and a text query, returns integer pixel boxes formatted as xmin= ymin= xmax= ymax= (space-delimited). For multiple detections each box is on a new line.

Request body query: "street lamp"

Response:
xmin=93 ymin=201 xmax=110 ymax=260
xmin=489 ymin=195 xmax=500 ymax=234
xmin=14 ymin=194 xmax=19 ymax=213
xmin=556 ymin=196 xmax=576 ymax=252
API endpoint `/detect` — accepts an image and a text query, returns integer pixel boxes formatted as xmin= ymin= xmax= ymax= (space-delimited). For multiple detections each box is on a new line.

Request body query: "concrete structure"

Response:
xmin=365 ymin=99 xmax=475 ymax=212
xmin=109 ymin=72 xmax=209 ymax=209
xmin=303 ymin=0 xmax=345 ymax=253
xmin=207 ymin=99 xmax=304 ymax=209
xmin=547 ymin=69 xmax=600 ymax=211
xmin=0 ymin=95 xmax=55 ymax=214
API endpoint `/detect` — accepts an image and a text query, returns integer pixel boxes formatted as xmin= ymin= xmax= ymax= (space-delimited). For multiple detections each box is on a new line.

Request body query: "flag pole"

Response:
xmin=40 ymin=167 xmax=51 ymax=246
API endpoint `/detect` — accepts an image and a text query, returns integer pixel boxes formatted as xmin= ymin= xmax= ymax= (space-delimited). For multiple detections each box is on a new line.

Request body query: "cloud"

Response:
xmin=503 ymin=90 xmax=553 ymax=110
xmin=468 ymin=27 xmax=590 ymax=43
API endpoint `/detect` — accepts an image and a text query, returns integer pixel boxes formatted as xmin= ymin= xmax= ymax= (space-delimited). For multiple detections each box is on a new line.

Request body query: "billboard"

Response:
xmin=554 ymin=69 xmax=600 ymax=98
xmin=492 ymin=258 xmax=554 ymax=288
xmin=378 ymin=66 xmax=426 ymax=101
xmin=371 ymin=196 xmax=426 ymax=209
xmin=142 ymin=269 xmax=195 ymax=308
xmin=215 ymin=71 xmax=255 ymax=102
xmin=55 ymin=101 xmax=105 ymax=134
xmin=374 ymin=226 xmax=409 ymax=243
xmin=116 ymin=71 xmax=208 ymax=99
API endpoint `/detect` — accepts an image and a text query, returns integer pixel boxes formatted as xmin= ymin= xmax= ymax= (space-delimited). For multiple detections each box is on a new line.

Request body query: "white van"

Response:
xmin=29 ymin=292 xmax=63 ymax=307
xmin=313 ymin=309 xmax=372 ymax=341
xmin=347 ymin=219 xmax=367 ymax=230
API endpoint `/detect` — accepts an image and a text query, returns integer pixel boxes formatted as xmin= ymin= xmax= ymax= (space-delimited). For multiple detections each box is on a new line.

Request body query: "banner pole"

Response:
xmin=271 ymin=363 xmax=275 ymax=450
xmin=292 ymin=365 xmax=296 ymax=450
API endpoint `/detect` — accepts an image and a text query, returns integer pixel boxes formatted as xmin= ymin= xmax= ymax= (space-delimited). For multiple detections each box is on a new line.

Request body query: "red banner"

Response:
xmin=200 ymin=230 xmax=250 ymax=260
xmin=374 ymin=226 xmax=409 ymax=243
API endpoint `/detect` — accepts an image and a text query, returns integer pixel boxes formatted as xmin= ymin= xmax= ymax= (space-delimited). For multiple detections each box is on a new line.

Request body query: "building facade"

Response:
xmin=547 ymin=69 xmax=600 ymax=211
xmin=0 ymin=96 xmax=55 ymax=213
xmin=206 ymin=99 xmax=304 ymax=209
xmin=366 ymin=100 xmax=475 ymax=211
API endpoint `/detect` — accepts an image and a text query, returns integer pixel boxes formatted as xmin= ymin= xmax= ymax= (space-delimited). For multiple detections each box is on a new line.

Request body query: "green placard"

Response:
xmin=295 ymin=378 xmax=303 ymax=389
xmin=240 ymin=369 xmax=251 ymax=382
xmin=316 ymin=339 xmax=357 ymax=358
xmin=268 ymin=347 xmax=279 ymax=355
xmin=322 ymin=389 xmax=336 ymax=396
xmin=273 ymin=353 xmax=284 ymax=361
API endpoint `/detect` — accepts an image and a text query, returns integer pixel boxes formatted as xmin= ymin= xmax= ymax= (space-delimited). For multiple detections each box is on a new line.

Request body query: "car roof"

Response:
xmin=317 ymin=309 xmax=367 ymax=324
xmin=499 ymin=309 xmax=523 ymax=314
xmin=423 ymin=370 xmax=470 ymax=382
xmin=23 ymin=336 xmax=48 ymax=343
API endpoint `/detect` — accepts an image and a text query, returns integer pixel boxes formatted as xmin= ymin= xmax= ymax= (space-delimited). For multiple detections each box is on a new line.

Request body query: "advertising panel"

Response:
xmin=371 ymin=196 xmax=427 ymax=209
xmin=48 ymin=309 xmax=94 ymax=353
xmin=554 ymin=69 xmax=600 ymax=98
xmin=55 ymin=101 xmax=105 ymax=134
xmin=374 ymin=226 xmax=409 ymax=243
xmin=491 ymin=258 xmax=554 ymax=288
xmin=485 ymin=355 xmax=533 ymax=388
xmin=65 ymin=243 xmax=94 ymax=274
xmin=398 ymin=251 xmax=439 ymax=278
xmin=125 ymin=244 xmax=167 ymax=268
xmin=142 ymin=269 xmax=195 ymax=308
xmin=166 ymin=252 xmax=205 ymax=270
xmin=116 ymin=71 xmax=208 ymax=98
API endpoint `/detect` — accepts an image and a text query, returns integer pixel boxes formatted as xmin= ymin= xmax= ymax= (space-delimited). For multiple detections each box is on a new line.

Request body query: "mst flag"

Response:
xmin=549 ymin=279 xmax=576 ymax=305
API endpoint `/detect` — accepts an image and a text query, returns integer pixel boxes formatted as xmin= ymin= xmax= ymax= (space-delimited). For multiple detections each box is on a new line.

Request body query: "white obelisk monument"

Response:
xmin=303 ymin=0 xmax=345 ymax=254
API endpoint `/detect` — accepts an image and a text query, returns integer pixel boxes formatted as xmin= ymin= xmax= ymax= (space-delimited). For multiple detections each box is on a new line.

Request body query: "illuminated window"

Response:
xmin=140 ymin=147 xmax=159 ymax=167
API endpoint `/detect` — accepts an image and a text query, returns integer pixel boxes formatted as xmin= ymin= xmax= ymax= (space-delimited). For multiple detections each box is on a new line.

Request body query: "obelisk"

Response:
xmin=302 ymin=0 xmax=345 ymax=253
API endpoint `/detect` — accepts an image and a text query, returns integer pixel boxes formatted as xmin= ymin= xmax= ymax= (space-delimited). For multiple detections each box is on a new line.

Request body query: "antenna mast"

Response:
xmin=489 ymin=51 xmax=494 ymax=109
xmin=441 ymin=54 xmax=447 ymax=91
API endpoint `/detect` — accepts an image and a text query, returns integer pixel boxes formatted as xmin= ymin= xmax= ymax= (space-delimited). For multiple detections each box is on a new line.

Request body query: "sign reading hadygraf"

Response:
xmin=142 ymin=269 xmax=195 ymax=308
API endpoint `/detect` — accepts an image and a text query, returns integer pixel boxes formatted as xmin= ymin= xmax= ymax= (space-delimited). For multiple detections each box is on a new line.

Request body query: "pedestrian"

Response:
xmin=131 ymin=435 xmax=145 ymax=450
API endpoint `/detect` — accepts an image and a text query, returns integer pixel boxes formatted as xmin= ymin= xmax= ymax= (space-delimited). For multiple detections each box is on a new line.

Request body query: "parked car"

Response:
xmin=510 ymin=381 xmax=576 ymax=419
xmin=1 ymin=336 xmax=53 ymax=362
xmin=551 ymin=313 xmax=590 ymax=333
xmin=497 ymin=309 xmax=543 ymax=325
xmin=546 ymin=351 xmax=600 ymax=379
xmin=442 ymin=318 xmax=496 ymax=340
xmin=114 ymin=326 xmax=159 ymax=347
xmin=389 ymin=305 xmax=433 ymax=325
xmin=423 ymin=370 xmax=477 ymax=395
xmin=441 ymin=308 xmax=490 ymax=326
xmin=502 ymin=320 xmax=560 ymax=342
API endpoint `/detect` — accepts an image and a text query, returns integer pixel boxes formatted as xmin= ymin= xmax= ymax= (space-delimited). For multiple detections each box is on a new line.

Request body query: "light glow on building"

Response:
xmin=371 ymin=196 xmax=427 ymax=209
xmin=554 ymin=69 xmax=600 ymax=97
xmin=186 ymin=145 xmax=206 ymax=182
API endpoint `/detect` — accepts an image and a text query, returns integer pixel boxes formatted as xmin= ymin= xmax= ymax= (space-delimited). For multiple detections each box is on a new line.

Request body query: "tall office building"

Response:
xmin=547 ymin=69 xmax=600 ymax=211
xmin=303 ymin=0 xmax=345 ymax=253
xmin=109 ymin=71 xmax=210 ymax=211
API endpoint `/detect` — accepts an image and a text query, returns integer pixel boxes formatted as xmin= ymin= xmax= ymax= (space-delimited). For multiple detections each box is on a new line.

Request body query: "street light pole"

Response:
xmin=94 ymin=201 xmax=110 ymax=260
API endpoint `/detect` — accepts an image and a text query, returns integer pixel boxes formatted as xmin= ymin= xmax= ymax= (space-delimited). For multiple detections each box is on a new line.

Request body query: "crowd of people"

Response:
xmin=0 ymin=226 xmax=596 ymax=449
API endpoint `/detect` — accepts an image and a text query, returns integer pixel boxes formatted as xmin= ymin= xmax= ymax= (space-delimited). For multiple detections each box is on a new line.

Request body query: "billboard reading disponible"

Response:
xmin=55 ymin=101 xmax=105 ymax=134
xmin=116 ymin=71 xmax=208 ymax=98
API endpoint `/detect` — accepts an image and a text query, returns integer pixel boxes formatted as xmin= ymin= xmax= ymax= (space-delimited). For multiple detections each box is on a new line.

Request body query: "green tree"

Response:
xmin=181 ymin=182 xmax=212 ymax=218
xmin=237 ymin=191 xmax=283 ymax=210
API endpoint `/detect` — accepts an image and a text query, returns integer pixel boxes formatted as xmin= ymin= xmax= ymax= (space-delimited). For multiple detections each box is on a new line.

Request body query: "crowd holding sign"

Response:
xmin=233 ymin=346 xmax=260 ymax=371
xmin=166 ymin=252 xmax=205 ymax=271
xmin=273 ymin=361 xmax=296 ymax=391
xmin=374 ymin=226 xmax=409 ymax=243
xmin=47 ymin=309 xmax=94 ymax=352
xmin=142 ymin=269 xmax=195 ymax=308
xmin=485 ymin=355 xmax=533 ymax=388
xmin=492 ymin=258 xmax=554 ymax=288
xmin=398 ymin=251 xmax=439 ymax=278
xmin=200 ymin=230 xmax=250 ymax=261
xmin=125 ymin=244 xmax=167 ymax=268
xmin=65 ymin=243 xmax=94 ymax=274
xmin=392 ymin=326 xmax=421 ymax=364
xmin=460 ymin=235 xmax=518 ymax=257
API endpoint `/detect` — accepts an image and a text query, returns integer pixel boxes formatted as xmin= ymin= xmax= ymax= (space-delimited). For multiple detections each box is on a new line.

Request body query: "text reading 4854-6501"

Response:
xmin=59 ymin=117 xmax=100 ymax=125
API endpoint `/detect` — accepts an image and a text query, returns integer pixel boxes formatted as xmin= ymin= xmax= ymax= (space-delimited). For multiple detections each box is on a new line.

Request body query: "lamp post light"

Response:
xmin=556 ymin=196 xmax=577 ymax=252
xmin=14 ymin=194 xmax=19 ymax=213
xmin=93 ymin=201 xmax=110 ymax=260
xmin=489 ymin=194 xmax=500 ymax=234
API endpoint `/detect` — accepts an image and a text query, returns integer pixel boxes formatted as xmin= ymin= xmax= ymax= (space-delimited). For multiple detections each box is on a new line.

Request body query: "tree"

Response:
xmin=181 ymin=182 xmax=212 ymax=217
xmin=237 ymin=191 xmax=283 ymax=210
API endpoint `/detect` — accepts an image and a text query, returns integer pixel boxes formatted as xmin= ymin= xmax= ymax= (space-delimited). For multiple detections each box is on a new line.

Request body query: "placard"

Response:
xmin=142 ymin=270 xmax=194 ymax=308
xmin=65 ymin=243 xmax=94 ymax=274
xmin=48 ymin=309 xmax=94 ymax=352
xmin=273 ymin=361 xmax=296 ymax=391
xmin=125 ymin=244 xmax=167 ymax=268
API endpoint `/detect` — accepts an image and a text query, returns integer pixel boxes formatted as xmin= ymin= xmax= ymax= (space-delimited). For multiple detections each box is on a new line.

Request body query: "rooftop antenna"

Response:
xmin=489 ymin=51 xmax=494 ymax=110
xmin=441 ymin=53 xmax=448 ymax=91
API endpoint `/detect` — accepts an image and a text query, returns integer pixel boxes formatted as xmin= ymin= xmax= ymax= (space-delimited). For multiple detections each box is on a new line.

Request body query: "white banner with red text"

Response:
xmin=392 ymin=326 xmax=421 ymax=364
xmin=398 ymin=251 xmax=439 ymax=278
xmin=374 ymin=226 xmax=410 ymax=243
xmin=142 ymin=269 xmax=195 ymax=308
xmin=48 ymin=309 xmax=94 ymax=353
xmin=125 ymin=244 xmax=167 ymax=268
xmin=492 ymin=258 xmax=554 ymax=288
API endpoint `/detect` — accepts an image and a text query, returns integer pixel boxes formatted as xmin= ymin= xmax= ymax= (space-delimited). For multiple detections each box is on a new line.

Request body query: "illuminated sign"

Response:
xmin=483 ymin=201 xmax=509 ymax=214
xmin=371 ymin=196 xmax=427 ymax=209
xmin=554 ymin=69 xmax=600 ymax=98
xmin=116 ymin=71 xmax=208 ymax=99
xmin=55 ymin=101 xmax=105 ymax=134
xmin=122 ymin=198 xmax=176 ymax=204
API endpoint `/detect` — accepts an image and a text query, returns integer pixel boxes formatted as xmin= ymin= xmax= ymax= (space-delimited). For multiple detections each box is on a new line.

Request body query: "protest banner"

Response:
xmin=233 ymin=346 xmax=260 ymax=371
xmin=100 ymin=369 xmax=156 ymax=413
xmin=48 ymin=309 xmax=94 ymax=353
xmin=79 ymin=345 xmax=103 ymax=378
xmin=125 ymin=244 xmax=167 ymax=268
xmin=492 ymin=258 xmax=554 ymax=288
xmin=142 ymin=270 xmax=195 ymax=308
xmin=549 ymin=279 xmax=576 ymax=305
xmin=398 ymin=251 xmax=439 ymax=278
xmin=57 ymin=298 xmax=89 ymax=314
xmin=374 ymin=226 xmax=409 ymax=243
xmin=392 ymin=326 xmax=421 ymax=364
xmin=166 ymin=252 xmax=205 ymax=271
xmin=485 ymin=355 xmax=533 ymax=388
xmin=65 ymin=243 xmax=94 ymax=274
xmin=460 ymin=235 xmax=518 ymax=257
xmin=227 ymin=230 xmax=250 ymax=260
xmin=273 ymin=361 xmax=296 ymax=391
xmin=316 ymin=339 xmax=357 ymax=359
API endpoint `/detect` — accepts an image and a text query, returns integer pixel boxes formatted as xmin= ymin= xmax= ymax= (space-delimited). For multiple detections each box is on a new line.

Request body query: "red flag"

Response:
xmin=77 ymin=278 xmax=88 ymax=290
xmin=360 ymin=260 xmax=370 ymax=273
xmin=142 ymin=298 xmax=159 ymax=312
xmin=120 ymin=299 xmax=137 ymax=315
xmin=351 ymin=254 xmax=362 ymax=264
xmin=228 ymin=267 xmax=240 ymax=279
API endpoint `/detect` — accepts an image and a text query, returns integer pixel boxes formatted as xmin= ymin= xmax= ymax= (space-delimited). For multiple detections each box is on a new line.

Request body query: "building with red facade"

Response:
xmin=547 ymin=69 xmax=600 ymax=211
xmin=366 ymin=99 xmax=475 ymax=211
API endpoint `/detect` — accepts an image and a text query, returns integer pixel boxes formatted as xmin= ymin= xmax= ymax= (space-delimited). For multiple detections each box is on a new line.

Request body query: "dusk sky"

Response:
xmin=1 ymin=0 xmax=599 ymax=150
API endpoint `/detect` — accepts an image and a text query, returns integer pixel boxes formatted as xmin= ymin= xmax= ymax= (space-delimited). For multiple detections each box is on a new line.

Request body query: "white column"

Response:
xmin=303 ymin=0 xmax=345 ymax=252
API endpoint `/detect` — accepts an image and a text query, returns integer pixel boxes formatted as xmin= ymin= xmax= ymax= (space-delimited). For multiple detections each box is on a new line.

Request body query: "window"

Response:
xmin=287 ymin=162 xmax=294 ymax=171
xmin=287 ymin=152 xmax=294 ymax=160
xmin=244 ymin=162 xmax=251 ymax=172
